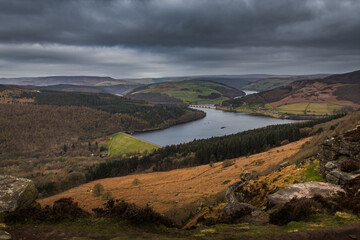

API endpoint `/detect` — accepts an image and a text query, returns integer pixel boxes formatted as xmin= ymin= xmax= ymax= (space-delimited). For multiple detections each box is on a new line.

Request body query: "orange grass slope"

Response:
xmin=39 ymin=137 xmax=311 ymax=214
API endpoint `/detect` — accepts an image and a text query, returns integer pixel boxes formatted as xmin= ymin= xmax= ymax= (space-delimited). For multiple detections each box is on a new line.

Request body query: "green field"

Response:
xmin=219 ymin=102 xmax=343 ymax=119
xmin=102 ymin=133 xmax=159 ymax=155
xmin=275 ymin=102 xmax=343 ymax=115
xmin=129 ymin=80 xmax=241 ymax=104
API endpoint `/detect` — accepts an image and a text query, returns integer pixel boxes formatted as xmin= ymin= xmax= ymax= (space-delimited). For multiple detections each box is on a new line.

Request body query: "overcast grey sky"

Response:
xmin=0 ymin=0 xmax=359 ymax=78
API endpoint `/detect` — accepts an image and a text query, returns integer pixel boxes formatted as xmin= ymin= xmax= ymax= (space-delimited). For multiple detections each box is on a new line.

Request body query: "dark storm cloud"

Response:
xmin=1 ymin=0 xmax=359 ymax=48
xmin=0 ymin=0 xmax=359 ymax=77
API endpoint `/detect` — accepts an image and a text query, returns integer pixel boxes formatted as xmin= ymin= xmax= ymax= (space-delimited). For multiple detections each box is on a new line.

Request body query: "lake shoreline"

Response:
xmin=129 ymin=108 xmax=206 ymax=134
xmin=133 ymin=107 xmax=299 ymax=146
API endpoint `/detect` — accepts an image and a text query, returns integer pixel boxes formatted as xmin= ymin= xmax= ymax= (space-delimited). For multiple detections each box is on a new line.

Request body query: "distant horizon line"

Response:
xmin=0 ymin=71 xmax=342 ymax=80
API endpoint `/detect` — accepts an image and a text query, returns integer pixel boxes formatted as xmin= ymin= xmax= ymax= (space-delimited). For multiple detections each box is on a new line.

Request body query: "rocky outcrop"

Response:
xmin=223 ymin=202 xmax=256 ymax=219
xmin=0 ymin=230 xmax=12 ymax=240
xmin=326 ymin=169 xmax=360 ymax=185
xmin=267 ymin=181 xmax=345 ymax=205
xmin=225 ymin=181 xmax=245 ymax=204
xmin=223 ymin=181 xmax=258 ymax=221
xmin=318 ymin=125 xmax=360 ymax=184
xmin=0 ymin=175 xmax=38 ymax=213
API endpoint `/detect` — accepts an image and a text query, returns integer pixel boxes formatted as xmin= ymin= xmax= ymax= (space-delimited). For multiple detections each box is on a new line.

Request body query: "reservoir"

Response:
xmin=133 ymin=107 xmax=299 ymax=146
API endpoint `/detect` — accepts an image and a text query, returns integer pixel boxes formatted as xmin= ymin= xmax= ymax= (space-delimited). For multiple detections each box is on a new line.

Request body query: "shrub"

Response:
xmin=93 ymin=183 xmax=105 ymax=196
xmin=4 ymin=198 xmax=88 ymax=224
xmin=316 ymin=127 xmax=324 ymax=133
xmin=51 ymin=197 xmax=87 ymax=221
xmin=92 ymin=199 xmax=175 ymax=227
xmin=223 ymin=180 xmax=231 ymax=185
xmin=101 ymin=191 xmax=113 ymax=201
xmin=99 ymin=145 xmax=108 ymax=152
xmin=222 ymin=159 xmax=234 ymax=168
xmin=132 ymin=178 xmax=141 ymax=185
xmin=340 ymin=159 xmax=360 ymax=172
xmin=269 ymin=198 xmax=322 ymax=225
xmin=209 ymin=154 xmax=216 ymax=163
xmin=340 ymin=176 xmax=360 ymax=214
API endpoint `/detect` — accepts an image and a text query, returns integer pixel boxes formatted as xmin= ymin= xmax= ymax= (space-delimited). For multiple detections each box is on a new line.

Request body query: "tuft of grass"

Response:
xmin=222 ymin=180 xmax=231 ymax=185
xmin=302 ymin=160 xmax=323 ymax=182
xmin=93 ymin=183 xmax=105 ymax=197
xmin=222 ymin=159 xmax=235 ymax=168
xmin=132 ymin=178 xmax=141 ymax=185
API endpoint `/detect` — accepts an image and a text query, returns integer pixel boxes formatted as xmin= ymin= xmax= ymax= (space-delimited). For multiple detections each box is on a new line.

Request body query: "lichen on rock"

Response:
xmin=0 ymin=175 xmax=38 ymax=213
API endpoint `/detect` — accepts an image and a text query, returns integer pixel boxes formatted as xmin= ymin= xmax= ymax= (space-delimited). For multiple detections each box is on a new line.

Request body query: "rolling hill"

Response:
xmin=241 ymin=74 xmax=329 ymax=92
xmin=125 ymin=74 xmax=274 ymax=88
xmin=0 ymin=85 xmax=204 ymax=159
xmin=0 ymin=76 xmax=133 ymax=86
xmin=222 ymin=70 xmax=360 ymax=118
xmin=127 ymin=80 xmax=245 ymax=104
xmin=127 ymin=74 xmax=330 ymax=90
xmin=0 ymin=76 xmax=140 ymax=95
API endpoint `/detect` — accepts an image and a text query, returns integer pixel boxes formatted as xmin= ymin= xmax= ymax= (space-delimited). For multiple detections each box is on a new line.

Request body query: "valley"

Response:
xmin=1 ymin=72 xmax=360 ymax=240
xmin=1 ymin=2 xmax=360 ymax=239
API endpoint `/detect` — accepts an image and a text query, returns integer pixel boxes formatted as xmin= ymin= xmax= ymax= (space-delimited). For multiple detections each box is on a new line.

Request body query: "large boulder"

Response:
xmin=224 ymin=181 xmax=260 ymax=222
xmin=326 ymin=169 xmax=360 ymax=185
xmin=0 ymin=230 xmax=11 ymax=240
xmin=225 ymin=181 xmax=245 ymax=204
xmin=267 ymin=181 xmax=345 ymax=205
xmin=0 ymin=175 xmax=38 ymax=212
xmin=223 ymin=202 xmax=256 ymax=220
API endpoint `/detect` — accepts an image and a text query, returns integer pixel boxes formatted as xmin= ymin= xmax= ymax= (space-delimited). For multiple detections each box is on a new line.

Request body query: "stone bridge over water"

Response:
xmin=189 ymin=105 xmax=216 ymax=109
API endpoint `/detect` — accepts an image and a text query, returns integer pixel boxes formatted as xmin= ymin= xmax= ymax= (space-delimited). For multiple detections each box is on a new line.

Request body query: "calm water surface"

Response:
xmin=134 ymin=107 xmax=299 ymax=146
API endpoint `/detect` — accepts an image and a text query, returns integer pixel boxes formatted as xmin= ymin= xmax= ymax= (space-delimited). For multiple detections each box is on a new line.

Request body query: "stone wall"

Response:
xmin=318 ymin=125 xmax=360 ymax=185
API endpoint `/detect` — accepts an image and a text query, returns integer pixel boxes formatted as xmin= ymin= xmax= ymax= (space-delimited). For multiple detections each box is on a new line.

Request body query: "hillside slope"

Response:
xmin=0 ymin=85 xmax=204 ymax=159
xmin=101 ymin=133 xmax=159 ymax=155
xmin=222 ymin=70 xmax=360 ymax=118
xmin=39 ymin=138 xmax=309 ymax=215
xmin=0 ymin=76 xmax=132 ymax=86
xmin=242 ymin=74 xmax=328 ymax=92
xmin=0 ymin=76 xmax=140 ymax=95
xmin=241 ymin=70 xmax=360 ymax=108
xmin=127 ymin=80 xmax=244 ymax=104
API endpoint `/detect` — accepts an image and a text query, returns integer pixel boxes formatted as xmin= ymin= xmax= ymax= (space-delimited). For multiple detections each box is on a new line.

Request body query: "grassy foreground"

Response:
xmin=5 ymin=214 xmax=360 ymax=240
xmin=101 ymin=133 xmax=159 ymax=155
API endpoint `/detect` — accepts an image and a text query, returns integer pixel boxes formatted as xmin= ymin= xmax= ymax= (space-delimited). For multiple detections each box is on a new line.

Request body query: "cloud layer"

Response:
xmin=0 ymin=0 xmax=359 ymax=77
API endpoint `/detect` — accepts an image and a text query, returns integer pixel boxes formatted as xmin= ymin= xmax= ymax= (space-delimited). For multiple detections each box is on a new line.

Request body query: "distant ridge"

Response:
xmin=0 ymin=76 xmax=133 ymax=86
xmin=231 ymin=70 xmax=360 ymax=109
